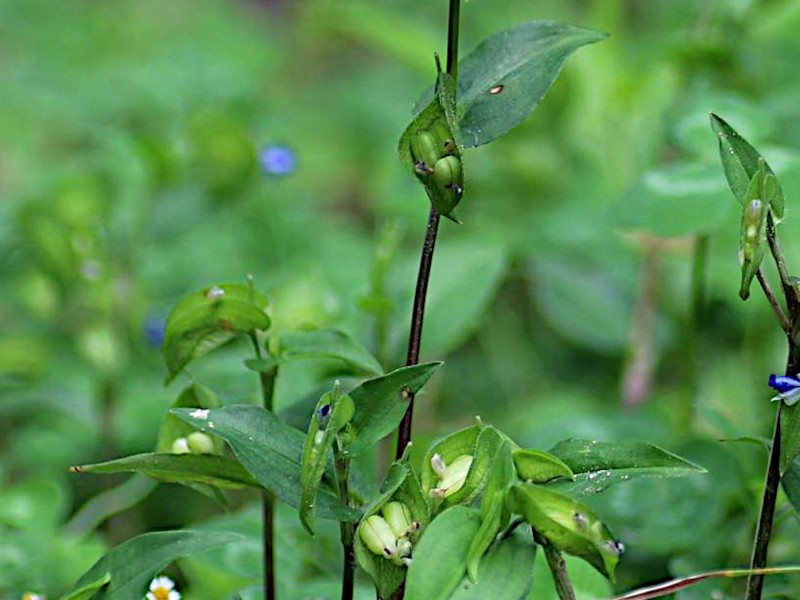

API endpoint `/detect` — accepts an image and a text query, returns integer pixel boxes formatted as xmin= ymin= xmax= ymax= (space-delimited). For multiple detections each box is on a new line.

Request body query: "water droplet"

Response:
xmin=489 ymin=85 xmax=504 ymax=95
xmin=206 ymin=286 xmax=225 ymax=301
xmin=190 ymin=408 xmax=210 ymax=420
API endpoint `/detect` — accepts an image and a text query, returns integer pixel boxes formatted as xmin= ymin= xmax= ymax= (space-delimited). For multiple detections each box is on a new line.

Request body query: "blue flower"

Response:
xmin=259 ymin=145 xmax=297 ymax=176
xmin=768 ymin=374 xmax=800 ymax=406
xmin=143 ymin=316 xmax=166 ymax=348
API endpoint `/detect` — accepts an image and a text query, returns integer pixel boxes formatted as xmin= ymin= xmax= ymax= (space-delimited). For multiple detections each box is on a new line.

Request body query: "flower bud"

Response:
xmin=432 ymin=121 xmax=456 ymax=156
xmin=187 ymin=431 xmax=215 ymax=454
xmin=742 ymin=199 xmax=764 ymax=260
xmin=171 ymin=437 xmax=191 ymax=454
xmin=410 ymin=131 xmax=440 ymax=172
xmin=430 ymin=453 xmax=448 ymax=478
xmin=382 ymin=501 xmax=414 ymax=538
xmin=430 ymin=454 xmax=473 ymax=499
xmin=359 ymin=515 xmax=398 ymax=560
xmin=396 ymin=537 xmax=413 ymax=558
xmin=433 ymin=156 xmax=462 ymax=190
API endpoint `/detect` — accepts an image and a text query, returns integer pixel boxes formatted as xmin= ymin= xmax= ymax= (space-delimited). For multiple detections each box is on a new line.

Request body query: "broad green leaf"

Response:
xmin=509 ymin=483 xmax=619 ymax=581
xmin=738 ymin=164 xmax=769 ymax=300
xmin=781 ymin=454 xmax=800 ymax=517
xmin=172 ymin=405 xmax=359 ymax=523
xmin=58 ymin=573 xmax=110 ymax=600
xmin=453 ymin=21 xmax=607 ymax=148
xmin=467 ymin=440 xmax=515 ymax=582
xmin=70 ymin=453 xmax=260 ymax=489
xmin=613 ymin=164 xmax=733 ymax=237
xmin=548 ymin=439 xmax=705 ymax=496
xmin=710 ymin=112 xmax=784 ymax=218
xmin=454 ymin=528 xmax=536 ymax=600
xmin=156 ymin=383 xmax=222 ymax=453
xmin=277 ymin=328 xmax=382 ymax=376
xmin=354 ymin=463 xmax=411 ymax=598
xmin=344 ymin=362 xmax=442 ymax=457
xmin=781 ymin=404 xmax=800 ymax=474
xmin=68 ymin=530 xmax=241 ymax=600
xmin=399 ymin=63 xmax=464 ymax=222
xmin=300 ymin=386 xmax=354 ymax=534
xmin=404 ymin=506 xmax=482 ymax=600
xmin=422 ymin=424 xmax=505 ymax=510
xmin=513 ymin=449 xmax=575 ymax=484
xmin=163 ymin=283 xmax=270 ymax=382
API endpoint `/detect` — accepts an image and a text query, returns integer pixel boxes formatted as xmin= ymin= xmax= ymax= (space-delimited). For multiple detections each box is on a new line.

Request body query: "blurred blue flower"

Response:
xmin=768 ymin=373 xmax=800 ymax=406
xmin=143 ymin=316 xmax=166 ymax=348
xmin=259 ymin=145 xmax=297 ymax=176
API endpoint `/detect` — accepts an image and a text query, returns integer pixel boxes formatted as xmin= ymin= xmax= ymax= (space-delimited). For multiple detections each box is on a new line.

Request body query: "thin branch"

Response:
xmin=766 ymin=213 xmax=798 ymax=313
xmin=535 ymin=532 xmax=577 ymax=600
xmin=756 ymin=268 xmax=791 ymax=334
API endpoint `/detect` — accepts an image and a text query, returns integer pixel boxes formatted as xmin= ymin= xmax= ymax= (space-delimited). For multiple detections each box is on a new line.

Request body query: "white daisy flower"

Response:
xmin=146 ymin=576 xmax=181 ymax=600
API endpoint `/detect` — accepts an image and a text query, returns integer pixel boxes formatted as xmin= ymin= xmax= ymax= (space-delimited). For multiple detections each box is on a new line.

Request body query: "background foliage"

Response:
xmin=4 ymin=0 xmax=800 ymax=598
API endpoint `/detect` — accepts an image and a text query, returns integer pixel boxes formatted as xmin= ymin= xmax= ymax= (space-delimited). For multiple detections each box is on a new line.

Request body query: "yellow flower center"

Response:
xmin=154 ymin=588 xmax=170 ymax=600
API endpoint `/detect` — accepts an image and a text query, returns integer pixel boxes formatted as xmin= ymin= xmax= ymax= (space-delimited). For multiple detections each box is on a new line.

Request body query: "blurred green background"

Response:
xmin=4 ymin=0 xmax=800 ymax=598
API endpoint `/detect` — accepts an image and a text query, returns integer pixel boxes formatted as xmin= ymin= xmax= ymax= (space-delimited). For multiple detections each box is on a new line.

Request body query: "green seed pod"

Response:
xmin=187 ymin=431 xmax=215 ymax=454
xmin=430 ymin=454 xmax=473 ymax=499
xmin=171 ymin=437 xmax=191 ymax=454
xmin=359 ymin=515 xmax=398 ymax=560
xmin=432 ymin=121 xmax=456 ymax=156
xmin=410 ymin=131 xmax=440 ymax=171
xmin=382 ymin=501 xmax=414 ymax=538
xmin=742 ymin=199 xmax=764 ymax=260
xmin=433 ymin=156 xmax=462 ymax=189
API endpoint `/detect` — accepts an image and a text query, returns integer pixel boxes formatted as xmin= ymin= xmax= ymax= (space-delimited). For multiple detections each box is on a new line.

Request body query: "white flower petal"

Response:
xmin=168 ymin=591 xmax=181 ymax=600
xmin=146 ymin=593 xmax=157 ymax=600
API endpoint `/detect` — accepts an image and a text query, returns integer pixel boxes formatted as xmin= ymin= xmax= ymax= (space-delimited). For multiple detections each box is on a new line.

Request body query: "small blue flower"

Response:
xmin=316 ymin=403 xmax=332 ymax=429
xmin=259 ymin=145 xmax=297 ymax=176
xmin=768 ymin=374 xmax=800 ymax=406
xmin=143 ymin=316 xmax=166 ymax=348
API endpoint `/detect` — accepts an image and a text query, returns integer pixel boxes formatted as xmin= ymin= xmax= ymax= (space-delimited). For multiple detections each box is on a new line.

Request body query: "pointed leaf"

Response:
xmin=710 ymin=112 xmax=784 ymax=218
xmin=781 ymin=404 xmax=800 ymax=474
xmin=68 ymin=530 xmax=242 ymax=600
xmin=163 ymin=283 xmax=270 ymax=382
xmin=344 ymin=362 xmax=442 ymax=457
xmin=58 ymin=573 xmax=110 ymax=600
xmin=70 ymin=453 xmax=260 ymax=489
xmin=172 ymin=405 xmax=359 ymax=523
xmin=277 ymin=328 xmax=382 ymax=376
xmin=404 ymin=506 xmax=482 ymax=600
xmin=455 ymin=528 xmax=536 ymax=600
xmin=548 ymin=439 xmax=705 ymax=496
xmin=513 ymin=449 xmax=575 ymax=483
xmin=454 ymin=21 xmax=607 ymax=147
xmin=509 ymin=483 xmax=620 ymax=581
xmin=781 ymin=453 xmax=800 ymax=516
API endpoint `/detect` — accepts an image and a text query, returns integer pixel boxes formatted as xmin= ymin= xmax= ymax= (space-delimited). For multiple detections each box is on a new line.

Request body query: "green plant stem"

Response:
xmin=334 ymin=442 xmax=355 ymax=600
xmin=766 ymin=213 xmax=798 ymax=313
xmin=534 ymin=531 xmax=576 ymax=600
xmin=755 ymin=268 xmax=791 ymax=333
xmin=251 ymin=335 xmax=278 ymax=600
xmin=395 ymin=0 xmax=461 ymax=460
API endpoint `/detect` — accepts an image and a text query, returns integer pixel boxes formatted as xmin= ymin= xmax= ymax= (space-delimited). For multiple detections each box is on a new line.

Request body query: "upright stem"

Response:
xmin=251 ymin=335 xmax=278 ymax=600
xmin=395 ymin=0 xmax=460 ymax=460
xmin=535 ymin=532 xmax=576 ymax=600
xmin=334 ymin=442 xmax=356 ymax=600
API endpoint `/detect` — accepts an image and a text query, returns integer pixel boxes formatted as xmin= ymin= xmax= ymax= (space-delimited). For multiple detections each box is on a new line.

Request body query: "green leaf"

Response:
xmin=612 ymin=163 xmax=733 ymax=237
xmin=163 ymin=283 xmax=270 ymax=382
xmin=781 ymin=404 xmax=800 ymax=475
xmin=781 ymin=454 xmax=800 ymax=516
xmin=70 ymin=453 xmax=261 ymax=489
xmin=276 ymin=328 xmax=382 ymax=376
xmin=300 ymin=386 xmax=354 ymax=534
xmin=344 ymin=362 xmax=442 ymax=457
xmin=172 ymin=405 xmax=360 ymax=523
xmin=548 ymin=439 xmax=705 ymax=496
xmin=454 ymin=21 xmax=607 ymax=148
xmin=156 ymin=383 xmax=222 ymax=453
xmin=508 ymin=483 xmax=620 ymax=581
xmin=404 ymin=506 xmax=482 ymax=600
xmin=710 ymin=112 xmax=784 ymax=218
xmin=738 ymin=164 xmax=769 ymax=300
xmin=68 ymin=530 xmax=241 ymax=600
xmin=58 ymin=573 xmax=110 ymax=600
xmin=66 ymin=475 xmax=157 ymax=537
xmin=513 ymin=449 xmax=575 ymax=484
xmin=454 ymin=528 xmax=536 ymax=600
xmin=422 ymin=424 xmax=505 ymax=510
xmin=399 ymin=63 xmax=464 ymax=222
xmin=467 ymin=440 xmax=515 ymax=582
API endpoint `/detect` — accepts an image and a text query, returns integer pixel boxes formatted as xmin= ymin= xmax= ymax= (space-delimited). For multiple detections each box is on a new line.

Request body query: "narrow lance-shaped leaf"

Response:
xmin=738 ymin=163 xmax=769 ymax=300
xmin=548 ymin=439 xmax=705 ymax=496
xmin=344 ymin=362 xmax=442 ymax=457
xmin=710 ymin=112 xmax=784 ymax=218
xmin=508 ymin=483 xmax=622 ymax=581
xmin=172 ymin=405 xmax=360 ymax=523
xmin=57 ymin=573 xmax=110 ymax=600
xmin=513 ymin=448 xmax=575 ymax=483
xmin=399 ymin=60 xmax=464 ymax=222
xmin=404 ymin=506 xmax=482 ymax=600
xmin=71 ymin=453 xmax=261 ymax=490
xmin=163 ymin=283 xmax=270 ymax=382
xmin=299 ymin=384 xmax=354 ymax=534
xmin=67 ymin=530 xmax=242 ymax=600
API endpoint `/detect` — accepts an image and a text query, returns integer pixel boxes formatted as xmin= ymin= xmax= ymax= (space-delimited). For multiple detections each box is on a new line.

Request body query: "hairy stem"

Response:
xmin=251 ymin=335 xmax=278 ymax=600
xmin=395 ymin=0 xmax=461 ymax=460
xmin=335 ymin=443 xmax=355 ymax=600
xmin=535 ymin=532 xmax=576 ymax=600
